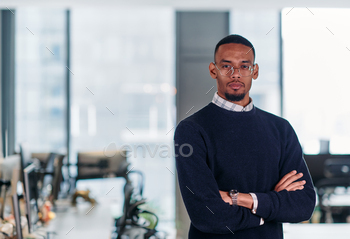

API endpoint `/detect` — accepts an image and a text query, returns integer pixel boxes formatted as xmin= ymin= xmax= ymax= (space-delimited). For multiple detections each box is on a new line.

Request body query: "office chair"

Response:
xmin=113 ymin=170 xmax=165 ymax=239
xmin=316 ymin=157 xmax=350 ymax=223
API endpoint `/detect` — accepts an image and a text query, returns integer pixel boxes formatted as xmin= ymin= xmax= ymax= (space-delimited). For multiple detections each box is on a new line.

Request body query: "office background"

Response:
xmin=1 ymin=0 xmax=350 ymax=238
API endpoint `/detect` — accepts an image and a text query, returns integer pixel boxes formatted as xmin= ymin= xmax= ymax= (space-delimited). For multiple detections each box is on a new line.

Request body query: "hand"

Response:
xmin=274 ymin=170 xmax=306 ymax=192
xmin=219 ymin=191 xmax=254 ymax=209
xmin=219 ymin=190 xmax=232 ymax=205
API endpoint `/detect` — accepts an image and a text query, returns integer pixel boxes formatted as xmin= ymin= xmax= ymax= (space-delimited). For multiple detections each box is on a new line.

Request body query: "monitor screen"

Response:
xmin=77 ymin=151 xmax=128 ymax=180
xmin=23 ymin=164 xmax=40 ymax=234
xmin=12 ymin=193 xmax=23 ymax=239
xmin=20 ymin=143 xmax=33 ymax=184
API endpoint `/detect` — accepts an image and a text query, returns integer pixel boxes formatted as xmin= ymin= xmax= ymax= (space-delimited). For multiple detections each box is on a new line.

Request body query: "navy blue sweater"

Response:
xmin=174 ymin=103 xmax=316 ymax=238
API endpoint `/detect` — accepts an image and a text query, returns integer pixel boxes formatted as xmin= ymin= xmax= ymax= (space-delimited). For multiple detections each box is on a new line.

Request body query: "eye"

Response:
xmin=240 ymin=65 xmax=251 ymax=70
xmin=222 ymin=65 xmax=232 ymax=69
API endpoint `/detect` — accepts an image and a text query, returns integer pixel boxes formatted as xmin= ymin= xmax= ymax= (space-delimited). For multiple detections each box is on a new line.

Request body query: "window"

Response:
xmin=70 ymin=8 xmax=176 ymax=231
xmin=230 ymin=10 xmax=281 ymax=116
xmin=15 ymin=9 xmax=67 ymax=153
xmin=282 ymin=8 xmax=350 ymax=154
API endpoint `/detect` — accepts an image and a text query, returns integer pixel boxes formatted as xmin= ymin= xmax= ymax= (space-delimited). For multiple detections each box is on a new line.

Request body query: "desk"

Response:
xmin=45 ymin=198 xmax=120 ymax=239
xmin=283 ymin=223 xmax=350 ymax=239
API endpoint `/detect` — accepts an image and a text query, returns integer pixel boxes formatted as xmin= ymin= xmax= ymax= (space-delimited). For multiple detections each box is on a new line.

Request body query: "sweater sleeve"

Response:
xmin=254 ymin=121 xmax=316 ymax=223
xmin=174 ymin=120 xmax=262 ymax=234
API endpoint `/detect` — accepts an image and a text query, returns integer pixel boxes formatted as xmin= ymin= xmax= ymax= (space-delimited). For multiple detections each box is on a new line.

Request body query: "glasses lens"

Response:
xmin=217 ymin=64 xmax=233 ymax=76
xmin=239 ymin=65 xmax=253 ymax=77
xmin=216 ymin=64 xmax=254 ymax=77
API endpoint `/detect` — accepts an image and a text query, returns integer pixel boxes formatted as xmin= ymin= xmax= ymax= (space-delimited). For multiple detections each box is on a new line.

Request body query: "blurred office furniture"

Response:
xmin=19 ymin=143 xmax=66 ymax=204
xmin=0 ymin=179 xmax=11 ymax=220
xmin=71 ymin=150 xmax=129 ymax=208
xmin=0 ymin=168 xmax=23 ymax=239
xmin=71 ymin=189 xmax=96 ymax=207
xmin=75 ymin=151 xmax=168 ymax=238
xmin=113 ymin=170 xmax=166 ymax=239
xmin=19 ymin=143 xmax=32 ymax=183
xmin=23 ymin=164 xmax=40 ymax=234
xmin=319 ymin=140 xmax=330 ymax=155
xmin=12 ymin=192 xmax=23 ymax=239
xmin=50 ymin=154 xmax=65 ymax=206
xmin=304 ymin=154 xmax=350 ymax=223
xmin=75 ymin=150 xmax=129 ymax=183
xmin=10 ymin=168 xmax=22 ymax=239
xmin=0 ymin=155 xmax=21 ymax=223
xmin=23 ymin=164 xmax=56 ymax=239
xmin=36 ymin=153 xmax=65 ymax=206
xmin=0 ymin=154 xmax=21 ymax=181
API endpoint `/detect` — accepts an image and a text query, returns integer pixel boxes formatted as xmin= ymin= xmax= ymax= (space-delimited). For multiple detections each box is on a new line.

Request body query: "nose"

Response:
xmin=230 ymin=67 xmax=241 ymax=78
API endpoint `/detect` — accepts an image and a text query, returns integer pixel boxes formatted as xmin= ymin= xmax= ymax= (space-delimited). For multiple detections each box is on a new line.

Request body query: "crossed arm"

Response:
xmin=219 ymin=170 xmax=306 ymax=209
xmin=175 ymin=121 xmax=316 ymax=233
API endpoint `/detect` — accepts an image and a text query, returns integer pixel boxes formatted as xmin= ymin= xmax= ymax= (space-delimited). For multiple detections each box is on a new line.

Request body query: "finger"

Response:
xmin=285 ymin=180 xmax=306 ymax=191
xmin=219 ymin=191 xmax=232 ymax=205
xmin=287 ymin=185 xmax=304 ymax=191
xmin=275 ymin=172 xmax=299 ymax=191
xmin=279 ymin=173 xmax=303 ymax=189
xmin=275 ymin=170 xmax=297 ymax=188
xmin=275 ymin=173 xmax=304 ymax=192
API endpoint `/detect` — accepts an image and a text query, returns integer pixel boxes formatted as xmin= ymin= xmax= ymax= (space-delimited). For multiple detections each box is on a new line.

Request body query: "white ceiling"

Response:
xmin=1 ymin=0 xmax=350 ymax=10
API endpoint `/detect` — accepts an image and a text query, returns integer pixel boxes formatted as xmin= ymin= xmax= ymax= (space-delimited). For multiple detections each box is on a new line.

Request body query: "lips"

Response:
xmin=228 ymin=82 xmax=243 ymax=90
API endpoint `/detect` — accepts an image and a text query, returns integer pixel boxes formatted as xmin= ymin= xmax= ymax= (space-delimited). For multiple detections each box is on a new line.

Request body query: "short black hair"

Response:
xmin=214 ymin=34 xmax=255 ymax=62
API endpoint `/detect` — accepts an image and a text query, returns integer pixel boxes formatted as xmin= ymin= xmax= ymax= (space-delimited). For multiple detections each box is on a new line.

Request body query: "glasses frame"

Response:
xmin=214 ymin=62 xmax=256 ymax=77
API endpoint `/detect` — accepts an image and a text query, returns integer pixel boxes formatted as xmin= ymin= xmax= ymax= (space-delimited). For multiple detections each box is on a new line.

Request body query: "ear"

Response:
xmin=209 ymin=62 xmax=217 ymax=79
xmin=252 ymin=63 xmax=259 ymax=80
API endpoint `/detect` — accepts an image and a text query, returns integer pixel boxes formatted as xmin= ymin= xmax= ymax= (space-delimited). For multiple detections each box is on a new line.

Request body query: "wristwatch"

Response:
xmin=229 ymin=189 xmax=239 ymax=205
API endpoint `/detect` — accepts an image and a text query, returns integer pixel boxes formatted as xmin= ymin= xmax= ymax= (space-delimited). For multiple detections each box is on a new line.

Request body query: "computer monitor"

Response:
xmin=76 ymin=150 xmax=129 ymax=181
xmin=41 ymin=153 xmax=57 ymax=198
xmin=304 ymin=154 xmax=350 ymax=186
xmin=20 ymin=143 xmax=33 ymax=184
xmin=12 ymin=193 xmax=23 ymax=239
xmin=23 ymin=164 xmax=40 ymax=234
xmin=51 ymin=154 xmax=64 ymax=203
xmin=40 ymin=153 xmax=64 ymax=204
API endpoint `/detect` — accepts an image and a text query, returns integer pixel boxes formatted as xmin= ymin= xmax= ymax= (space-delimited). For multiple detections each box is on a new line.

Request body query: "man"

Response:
xmin=174 ymin=34 xmax=316 ymax=238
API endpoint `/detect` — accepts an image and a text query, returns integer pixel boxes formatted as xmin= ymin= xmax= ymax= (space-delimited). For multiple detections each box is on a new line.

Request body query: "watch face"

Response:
xmin=230 ymin=189 xmax=238 ymax=196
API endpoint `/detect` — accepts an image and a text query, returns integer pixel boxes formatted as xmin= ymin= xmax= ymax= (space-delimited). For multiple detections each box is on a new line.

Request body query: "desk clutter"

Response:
xmin=0 ymin=196 xmax=55 ymax=239
xmin=0 ymin=144 xmax=63 ymax=239
xmin=0 ymin=144 xmax=168 ymax=239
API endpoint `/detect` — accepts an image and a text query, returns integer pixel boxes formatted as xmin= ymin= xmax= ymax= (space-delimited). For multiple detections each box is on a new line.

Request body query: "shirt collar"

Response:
xmin=211 ymin=91 xmax=254 ymax=112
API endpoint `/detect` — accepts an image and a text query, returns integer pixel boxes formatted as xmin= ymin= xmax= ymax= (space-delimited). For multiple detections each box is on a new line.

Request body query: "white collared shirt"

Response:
xmin=211 ymin=92 xmax=254 ymax=112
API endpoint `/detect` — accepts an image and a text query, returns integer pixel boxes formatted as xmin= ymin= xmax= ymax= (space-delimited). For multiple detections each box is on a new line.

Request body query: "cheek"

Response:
xmin=246 ymin=80 xmax=253 ymax=91
xmin=216 ymin=78 xmax=225 ymax=88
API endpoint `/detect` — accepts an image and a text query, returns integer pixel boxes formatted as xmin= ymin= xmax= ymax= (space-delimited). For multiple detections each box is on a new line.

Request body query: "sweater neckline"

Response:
xmin=208 ymin=102 xmax=257 ymax=116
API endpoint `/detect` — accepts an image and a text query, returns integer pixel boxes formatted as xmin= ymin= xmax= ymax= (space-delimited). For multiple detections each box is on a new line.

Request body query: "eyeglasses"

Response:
xmin=214 ymin=62 xmax=255 ymax=77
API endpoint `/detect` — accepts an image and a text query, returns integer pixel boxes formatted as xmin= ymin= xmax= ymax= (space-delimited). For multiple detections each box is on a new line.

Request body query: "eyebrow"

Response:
xmin=220 ymin=59 xmax=252 ymax=64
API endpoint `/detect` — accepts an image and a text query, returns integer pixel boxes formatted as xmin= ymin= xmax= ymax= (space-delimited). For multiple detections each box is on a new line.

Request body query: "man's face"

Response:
xmin=209 ymin=43 xmax=259 ymax=106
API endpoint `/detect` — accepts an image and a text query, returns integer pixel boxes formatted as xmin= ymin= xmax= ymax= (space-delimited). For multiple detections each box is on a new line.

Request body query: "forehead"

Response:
xmin=216 ymin=43 xmax=254 ymax=63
